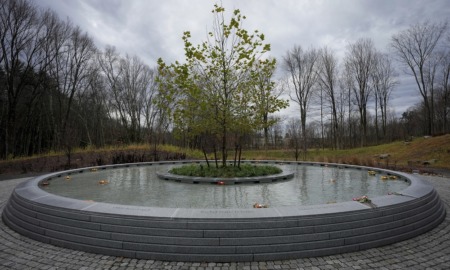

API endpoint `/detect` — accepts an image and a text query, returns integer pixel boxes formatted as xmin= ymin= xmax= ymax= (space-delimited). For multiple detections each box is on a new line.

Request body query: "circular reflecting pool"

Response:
xmin=43 ymin=162 xmax=409 ymax=208
xmin=4 ymin=161 xmax=444 ymax=262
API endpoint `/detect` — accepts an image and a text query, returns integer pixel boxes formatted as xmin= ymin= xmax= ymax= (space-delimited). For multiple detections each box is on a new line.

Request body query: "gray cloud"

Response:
xmin=31 ymin=0 xmax=450 ymax=118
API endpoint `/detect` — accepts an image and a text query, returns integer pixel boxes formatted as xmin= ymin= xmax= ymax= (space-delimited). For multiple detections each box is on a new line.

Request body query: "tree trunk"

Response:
xmin=238 ymin=144 xmax=242 ymax=168
xmin=222 ymin=125 xmax=227 ymax=167
xmin=301 ymin=108 xmax=307 ymax=160
xmin=202 ymin=147 xmax=210 ymax=167
xmin=213 ymin=144 xmax=218 ymax=168
xmin=374 ymin=93 xmax=379 ymax=144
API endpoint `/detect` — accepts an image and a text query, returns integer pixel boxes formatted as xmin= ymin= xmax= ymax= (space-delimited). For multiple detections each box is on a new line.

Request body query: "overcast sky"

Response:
xmin=30 ymin=0 xmax=450 ymax=120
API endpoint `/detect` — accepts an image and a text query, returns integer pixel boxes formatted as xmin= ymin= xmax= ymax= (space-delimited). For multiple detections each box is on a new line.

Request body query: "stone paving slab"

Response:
xmin=1 ymin=175 xmax=450 ymax=269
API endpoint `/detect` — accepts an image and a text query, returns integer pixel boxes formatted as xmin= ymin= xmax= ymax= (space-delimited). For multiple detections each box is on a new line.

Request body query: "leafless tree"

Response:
xmin=436 ymin=48 xmax=450 ymax=133
xmin=142 ymin=67 xmax=160 ymax=142
xmin=267 ymin=118 xmax=284 ymax=148
xmin=391 ymin=21 xmax=447 ymax=135
xmin=0 ymin=0 xmax=168 ymax=157
xmin=335 ymin=83 xmax=350 ymax=147
xmin=73 ymin=62 xmax=108 ymax=147
xmin=344 ymin=38 xmax=377 ymax=147
xmin=98 ymin=46 xmax=127 ymax=140
xmin=317 ymin=47 xmax=340 ymax=149
xmin=0 ymin=0 xmax=43 ymax=157
xmin=283 ymin=45 xmax=319 ymax=158
xmin=99 ymin=47 xmax=155 ymax=143
xmin=286 ymin=117 xmax=301 ymax=160
xmin=340 ymin=63 xmax=356 ymax=148
xmin=372 ymin=52 xmax=398 ymax=141
xmin=48 ymin=24 xmax=96 ymax=150
xmin=119 ymin=54 xmax=152 ymax=142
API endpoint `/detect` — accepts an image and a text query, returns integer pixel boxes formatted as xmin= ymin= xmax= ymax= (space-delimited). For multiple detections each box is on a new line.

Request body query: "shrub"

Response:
xmin=169 ymin=164 xmax=282 ymax=178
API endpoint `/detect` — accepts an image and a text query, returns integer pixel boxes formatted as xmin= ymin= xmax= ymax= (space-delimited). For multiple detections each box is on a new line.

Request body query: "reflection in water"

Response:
xmin=45 ymin=164 xmax=409 ymax=209
xmin=298 ymin=166 xmax=308 ymax=204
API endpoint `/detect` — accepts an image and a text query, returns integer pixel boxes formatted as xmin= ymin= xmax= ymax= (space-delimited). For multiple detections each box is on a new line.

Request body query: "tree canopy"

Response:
xmin=157 ymin=4 xmax=288 ymax=167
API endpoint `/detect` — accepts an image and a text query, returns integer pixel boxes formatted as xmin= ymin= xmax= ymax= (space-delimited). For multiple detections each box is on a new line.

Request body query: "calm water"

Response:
xmin=43 ymin=164 xmax=409 ymax=209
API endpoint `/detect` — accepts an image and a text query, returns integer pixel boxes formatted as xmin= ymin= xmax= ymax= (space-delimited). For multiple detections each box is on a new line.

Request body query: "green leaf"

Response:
xmin=157 ymin=3 xmax=284 ymax=166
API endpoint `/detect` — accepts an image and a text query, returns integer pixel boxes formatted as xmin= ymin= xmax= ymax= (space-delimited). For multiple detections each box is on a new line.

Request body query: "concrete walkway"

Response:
xmin=1 ymin=175 xmax=449 ymax=270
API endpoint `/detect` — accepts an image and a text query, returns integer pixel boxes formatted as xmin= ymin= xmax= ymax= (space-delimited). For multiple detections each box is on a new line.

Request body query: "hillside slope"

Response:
xmin=245 ymin=134 xmax=450 ymax=173
xmin=1 ymin=134 xmax=449 ymax=178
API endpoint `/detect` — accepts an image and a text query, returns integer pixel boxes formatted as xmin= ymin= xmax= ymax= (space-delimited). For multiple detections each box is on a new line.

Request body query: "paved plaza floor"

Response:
xmin=1 ymin=175 xmax=449 ymax=270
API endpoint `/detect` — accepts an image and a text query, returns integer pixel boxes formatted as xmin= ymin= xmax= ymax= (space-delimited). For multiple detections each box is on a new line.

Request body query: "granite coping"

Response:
xmin=11 ymin=160 xmax=430 ymax=220
xmin=1 ymin=173 xmax=449 ymax=268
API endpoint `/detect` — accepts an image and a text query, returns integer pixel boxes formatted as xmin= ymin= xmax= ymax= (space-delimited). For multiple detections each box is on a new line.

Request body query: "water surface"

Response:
xmin=44 ymin=164 xmax=409 ymax=208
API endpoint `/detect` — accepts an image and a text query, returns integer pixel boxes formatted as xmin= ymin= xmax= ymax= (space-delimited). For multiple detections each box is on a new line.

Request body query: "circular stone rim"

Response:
xmin=3 ymin=160 xmax=445 ymax=262
xmin=9 ymin=160 xmax=434 ymax=219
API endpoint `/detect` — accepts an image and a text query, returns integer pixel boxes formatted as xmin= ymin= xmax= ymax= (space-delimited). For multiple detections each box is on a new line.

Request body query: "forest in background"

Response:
xmin=1 ymin=0 xmax=449 ymax=162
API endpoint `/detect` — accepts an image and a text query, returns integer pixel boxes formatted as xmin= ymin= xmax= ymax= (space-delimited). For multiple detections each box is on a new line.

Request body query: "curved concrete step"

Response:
xmin=2 ymin=161 xmax=447 ymax=262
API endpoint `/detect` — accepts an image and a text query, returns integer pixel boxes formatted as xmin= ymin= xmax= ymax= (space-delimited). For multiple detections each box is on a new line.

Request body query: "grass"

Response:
xmin=1 ymin=134 xmax=449 ymax=172
xmin=0 ymin=143 xmax=204 ymax=163
xmin=242 ymin=134 xmax=450 ymax=170
xmin=169 ymin=164 xmax=282 ymax=178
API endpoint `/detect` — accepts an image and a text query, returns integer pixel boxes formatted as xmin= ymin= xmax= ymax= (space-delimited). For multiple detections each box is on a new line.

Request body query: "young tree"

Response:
xmin=283 ymin=45 xmax=319 ymax=158
xmin=158 ymin=4 xmax=286 ymax=167
xmin=391 ymin=21 xmax=447 ymax=135
xmin=251 ymin=58 xmax=288 ymax=149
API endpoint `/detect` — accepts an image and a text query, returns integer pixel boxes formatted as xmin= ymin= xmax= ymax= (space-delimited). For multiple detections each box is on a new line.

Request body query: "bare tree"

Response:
xmin=317 ymin=47 xmax=340 ymax=149
xmin=48 ymin=25 xmax=96 ymax=150
xmin=40 ymin=11 xmax=73 ymax=150
xmin=436 ymin=48 xmax=450 ymax=133
xmin=344 ymin=38 xmax=377 ymax=147
xmin=74 ymin=62 xmax=108 ymax=147
xmin=335 ymin=83 xmax=350 ymax=146
xmin=372 ymin=53 xmax=398 ymax=141
xmin=286 ymin=117 xmax=301 ymax=160
xmin=340 ymin=63 xmax=356 ymax=148
xmin=283 ymin=45 xmax=319 ymax=158
xmin=0 ymin=0 xmax=165 ymax=157
xmin=119 ymin=54 xmax=153 ymax=142
xmin=97 ymin=46 xmax=122 ymax=129
xmin=99 ymin=47 xmax=155 ymax=143
xmin=268 ymin=118 xmax=284 ymax=149
xmin=7 ymin=9 xmax=70 ymax=156
xmin=142 ymin=67 xmax=160 ymax=143
xmin=391 ymin=21 xmax=447 ymax=135
xmin=0 ymin=0 xmax=43 ymax=157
